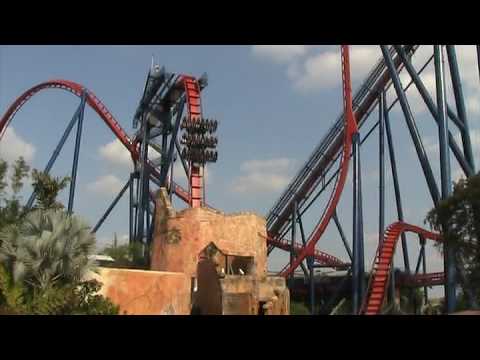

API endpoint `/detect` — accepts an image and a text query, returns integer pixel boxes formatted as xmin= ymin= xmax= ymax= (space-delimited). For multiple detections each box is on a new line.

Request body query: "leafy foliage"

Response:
xmin=0 ymin=264 xmax=118 ymax=315
xmin=0 ymin=209 xmax=119 ymax=315
xmin=0 ymin=209 xmax=96 ymax=292
xmin=0 ymin=157 xmax=30 ymax=228
xmin=100 ymin=241 xmax=149 ymax=269
xmin=290 ymin=300 xmax=311 ymax=315
xmin=425 ymin=173 xmax=480 ymax=307
xmin=0 ymin=157 xmax=70 ymax=227
xmin=31 ymin=169 xmax=70 ymax=211
xmin=0 ymin=158 xmax=120 ymax=314
xmin=10 ymin=157 xmax=30 ymax=196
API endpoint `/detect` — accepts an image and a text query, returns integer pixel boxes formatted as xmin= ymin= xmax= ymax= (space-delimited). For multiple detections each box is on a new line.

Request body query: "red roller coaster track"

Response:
xmin=0 ymin=78 xmax=203 ymax=205
xmin=361 ymin=221 xmax=441 ymax=315
xmin=0 ymin=77 xmax=349 ymax=270
xmin=279 ymin=45 xmax=358 ymax=277
xmin=264 ymin=234 xmax=348 ymax=269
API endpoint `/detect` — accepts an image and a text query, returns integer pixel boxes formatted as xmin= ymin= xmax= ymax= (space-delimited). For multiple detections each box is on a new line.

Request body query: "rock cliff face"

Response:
xmin=150 ymin=189 xmax=289 ymax=315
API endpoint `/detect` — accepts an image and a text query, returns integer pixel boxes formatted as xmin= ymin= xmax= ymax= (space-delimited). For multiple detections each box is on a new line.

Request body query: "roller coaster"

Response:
xmin=1 ymin=45 xmax=478 ymax=314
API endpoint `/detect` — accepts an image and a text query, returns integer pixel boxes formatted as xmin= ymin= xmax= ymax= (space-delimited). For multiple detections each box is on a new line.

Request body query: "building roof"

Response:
xmin=88 ymin=254 xmax=115 ymax=262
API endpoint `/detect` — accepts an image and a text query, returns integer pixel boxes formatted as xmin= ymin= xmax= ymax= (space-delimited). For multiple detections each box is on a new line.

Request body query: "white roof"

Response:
xmin=88 ymin=254 xmax=115 ymax=262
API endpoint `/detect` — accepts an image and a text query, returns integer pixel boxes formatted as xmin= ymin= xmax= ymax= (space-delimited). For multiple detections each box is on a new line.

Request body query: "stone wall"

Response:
xmin=151 ymin=190 xmax=267 ymax=279
xmin=91 ymin=268 xmax=191 ymax=315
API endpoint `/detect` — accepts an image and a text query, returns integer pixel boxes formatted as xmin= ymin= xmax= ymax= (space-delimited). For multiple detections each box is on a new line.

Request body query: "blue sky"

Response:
xmin=1 ymin=45 xmax=480 ymax=298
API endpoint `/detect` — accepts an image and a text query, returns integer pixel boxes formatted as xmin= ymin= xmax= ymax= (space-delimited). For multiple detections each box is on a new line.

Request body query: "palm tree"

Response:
xmin=0 ymin=209 xmax=96 ymax=292
xmin=31 ymin=170 xmax=70 ymax=211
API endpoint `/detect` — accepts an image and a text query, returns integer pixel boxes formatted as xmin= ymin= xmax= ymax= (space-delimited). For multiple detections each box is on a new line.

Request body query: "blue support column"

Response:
xmin=297 ymin=209 xmax=315 ymax=314
xmin=67 ymin=90 xmax=86 ymax=214
xmin=160 ymin=100 xmax=185 ymax=185
xmin=333 ymin=212 xmax=353 ymax=262
xmin=446 ymin=45 xmax=476 ymax=173
xmin=169 ymin=153 xmax=176 ymax=201
xmin=135 ymin=115 xmax=150 ymax=243
xmin=26 ymin=104 xmax=82 ymax=209
xmin=358 ymin=147 xmax=365 ymax=303
xmin=175 ymin=138 xmax=190 ymax=182
xmin=289 ymin=202 xmax=297 ymax=289
xmin=132 ymin=173 xmax=139 ymax=243
xmin=421 ymin=237 xmax=428 ymax=305
xmin=352 ymin=132 xmax=361 ymax=314
xmin=381 ymin=45 xmax=440 ymax=205
xmin=435 ymin=45 xmax=456 ymax=313
xmin=92 ymin=177 xmax=132 ymax=233
xmin=379 ymin=92 xmax=385 ymax=249
xmin=477 ymin=46 xmax=480 ymax=83
xmin=129 ymin=173 xmax=134 ymax=244
xmin=379 ymin=91 xmax=397 ymax=307
xmin=394 ymin=45 xmax=473 ymax=178
xmin=384 ymin=86 xmax=413 ymax=276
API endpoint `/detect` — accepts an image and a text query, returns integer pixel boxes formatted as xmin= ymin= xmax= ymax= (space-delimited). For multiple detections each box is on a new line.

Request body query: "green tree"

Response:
xmin=10 ymin=157 xmax=30 ymax=196
xmin=0 ymin=157 xmax=71 ymax=228
xmin=0 ymin=160 xmax=8 ymax=198
xmin=290 ymin=300 xmax=311 ymax=315
xmin=0 ymin=157 xmax=30 ymax=228
xmin=425 ymin=173 xmax=480 ymax=309
xmin=101 ymin=241 xmax=148 ymax=269
xmin=0 ymin=210 xmax=119 ymax=315
xmin=31 ymin=169 xmax=70 ymax=211
xmin=0 ymin=209 xmax=96 ymax=292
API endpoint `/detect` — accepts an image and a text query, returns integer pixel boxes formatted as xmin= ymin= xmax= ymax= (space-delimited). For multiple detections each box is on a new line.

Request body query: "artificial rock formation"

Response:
xmin=88 ymin=268 xmax=191 ymax=315
xmin=150 ymin=189 xmax=289 ymax=315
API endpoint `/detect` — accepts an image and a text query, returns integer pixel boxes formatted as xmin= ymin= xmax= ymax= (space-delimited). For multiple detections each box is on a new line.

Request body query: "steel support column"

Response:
xmin=26 ymin=104 xmax=82 ymax=209
xmin=381 ymin=45 xmax=440 ymax=205
xmin=129 ymin=172 xmax=135 ymax=244
xmin=352 ymin=132 xmax=363 ymax=314
xmin=92 ymin=177 xmax=132 ymax=233
xmin=297 ymin=209 xmax=315 ymax=314
xmin=333 ymin=212 xmax=353 ymax=261
xmin=446 ymin=45 xmax=476 ymax=173
xmin=135 ymin=115 xmax=150 ymax=243
xmin=379 ymin=92 xmax=385 ymax=248
xmin=289 ymin=202 xmax=297 ymax=289
xmin=384 ymin=97 xmax=411 ymax=272
xmin=435 ymin=45 xmax=456 ymax=313
xmin=175 ymin=138 xmax=190 ymax=182
xmin=421 ymin=238 xmax=428 ymax=305
xmin=477 ymin=46 xmax=480 ymax=82
xmin=379 ymin=90 xmax=395 ymax=308
xmin=67 ymin=90 xmax=86 ymax=214
xmin=394 ymin=45 xmax=473 ymax=177
xmin=160 ymin=100 xmax=185 ymax=186
xmin=358 ymin=150 xmax=365 ymax=303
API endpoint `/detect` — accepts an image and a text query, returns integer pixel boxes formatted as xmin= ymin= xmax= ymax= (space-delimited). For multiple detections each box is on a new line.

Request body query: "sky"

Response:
xmin=1 ymin=45 xmax=480 ymax=298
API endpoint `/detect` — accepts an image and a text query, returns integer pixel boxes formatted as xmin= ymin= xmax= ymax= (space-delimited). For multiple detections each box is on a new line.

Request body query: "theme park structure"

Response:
xmin=1 ymin=45 xmax=478 ymax=314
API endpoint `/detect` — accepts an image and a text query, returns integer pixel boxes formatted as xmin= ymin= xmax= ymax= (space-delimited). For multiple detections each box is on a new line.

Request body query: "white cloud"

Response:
xmin=99 ymin=139 xmax=132 ymax=168
xmin=252 ymin=45 xmax=309 ymax=64
xmin=455 ymin=45 xmax=478 ymax=90
xmin=99 ymin=139 xmax=162 ymax=170
xmin=365 ymin=232 xmax=380 ymax=245
xmin=240 ymin=157 xmax=292 ymax=173
xmin=0 ymin=127 xmax=35 ymax=164
xmin=231 ymin=158 xmax=295 ymax=194
xmin=232 ymin=173 xmax=291 ymax=194
xmin=466 ymin=95 xmax=480 ymax=115
xmin=422 ymin=136 xmax=438 ymax=156
xmin=86 ymin=174 xmax=124 ymax=196
xmin=290 ymin=46 xmax=382 ymax=92
xmin=251 ymin=45 xmax=383 ymax=92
